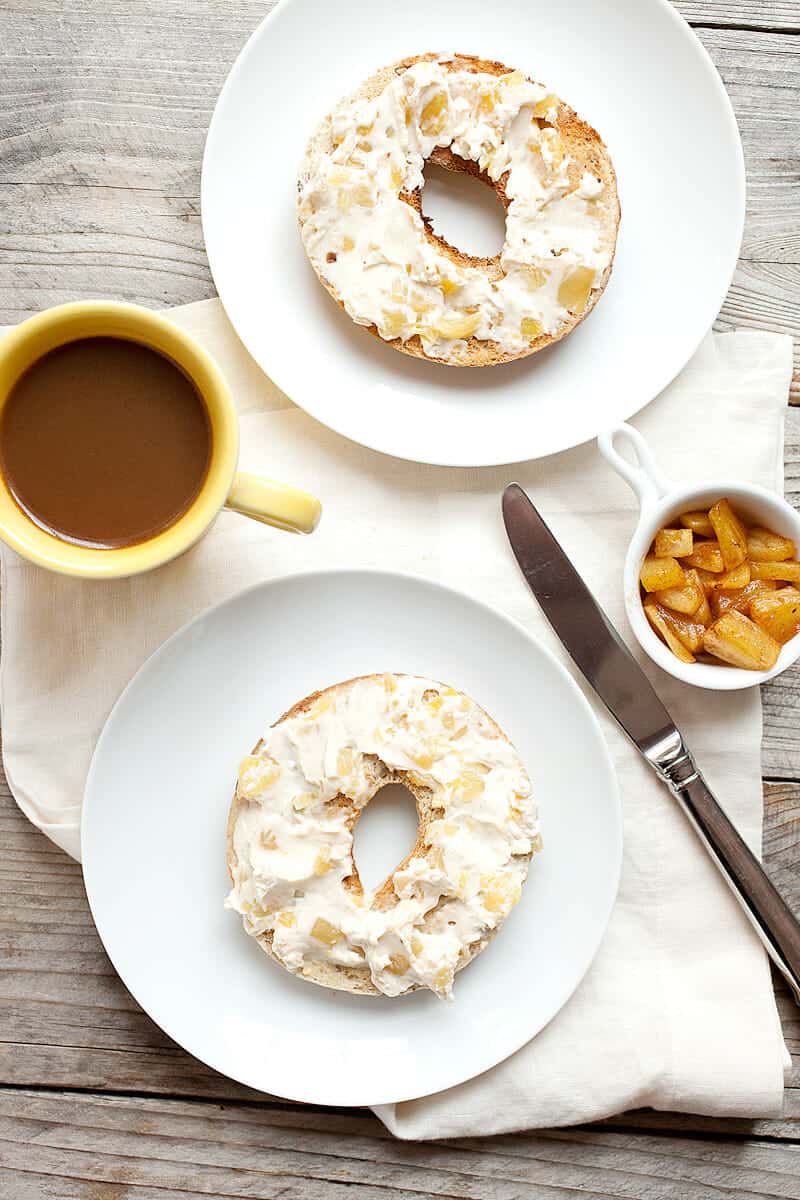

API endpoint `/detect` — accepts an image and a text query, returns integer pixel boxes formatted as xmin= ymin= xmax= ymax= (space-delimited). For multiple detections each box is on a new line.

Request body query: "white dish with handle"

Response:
xmin=598 ymin=423 xmax=800 ymax=691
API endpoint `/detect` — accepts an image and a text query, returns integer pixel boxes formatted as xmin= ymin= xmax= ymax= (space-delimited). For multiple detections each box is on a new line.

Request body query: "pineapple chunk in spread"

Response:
xmin=482 ymin=872 xmax=523 ymax=915
xmin=298 ymin=57 xmax=615 ymax=361
xmin=419 ymin=91 xmax=449 ymax=137
xmin=452 ymin=770 xmax=485 ymax=802
xmin=313 ymin=848 xmax=333 ymax=876
xmin=432 ymin=312 xmax=481 ymax=340
xmin=336 ymin=183 xmax=374 ymax=211
xmin=226 ymin=675 xmax=539 ymax=998
xmin=533 ymin=93 xmax=560 ymax=118
xmin=311 ymin=917 xmax=343 ymax=947
xmin=238 ymin=754 xmax=281 ymax=798
xmin=521 ymin=265 xmax=548 ymax=291
xmin=558 ymin=266 xmax=596 ymax=314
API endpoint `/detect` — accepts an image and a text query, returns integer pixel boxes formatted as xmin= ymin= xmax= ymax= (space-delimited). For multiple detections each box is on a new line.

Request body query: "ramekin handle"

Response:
xmin=597 ymin=423 xmax=673 ymax=518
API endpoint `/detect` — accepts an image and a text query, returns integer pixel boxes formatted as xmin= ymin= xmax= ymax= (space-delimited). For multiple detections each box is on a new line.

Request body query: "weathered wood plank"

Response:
xmin=3 ymin=1088 xmax=800 ymax=1200
xmin=2 ymin=781 xmax=800 ymax=1139
xmin=678 ymin=1 xmax=800 ymax=31
xmin=761 ymin=409 xmax=800 ymax=777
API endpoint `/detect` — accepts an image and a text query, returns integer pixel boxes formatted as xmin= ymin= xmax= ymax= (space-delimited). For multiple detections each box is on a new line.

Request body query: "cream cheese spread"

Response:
xmin=226 ymin=674 xmax=539 ymax=998
xmin=297 ymin=56 xmax=615 ymax=362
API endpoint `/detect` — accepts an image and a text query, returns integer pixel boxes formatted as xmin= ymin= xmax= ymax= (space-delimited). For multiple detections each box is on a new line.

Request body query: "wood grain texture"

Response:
xmin=680 ymin=1 xmax=800 ymax=32
xmin=762 ymin=408 xmax=800 ymax=778
xmin=2 ymin=1 xmax=800 ymax=1193
xmin=6 ymin=1087 xmax=800 ymax=1200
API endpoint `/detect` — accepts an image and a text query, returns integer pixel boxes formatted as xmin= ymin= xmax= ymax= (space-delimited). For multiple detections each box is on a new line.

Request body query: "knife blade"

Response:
xmin=503 ymin=481 xmax=800 ymax=1003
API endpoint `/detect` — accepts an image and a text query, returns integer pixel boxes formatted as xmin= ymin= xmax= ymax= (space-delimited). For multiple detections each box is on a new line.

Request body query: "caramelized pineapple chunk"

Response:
xmin=750 ymin=559 xmax=800 ymax=583
xmin=655 ymin=528 xmax=693 ymax=558
xmin=712 ymin=562 xmax=751 ymax=591
xmin=660 ymin=608 xmax=706 ymax=654
xmin=749 ymin=587 xmax=800 ymax=645
xmin=640 ymin=555 xmax=685 ymax=593
xmin=654 ymin=572 xmax=703 ymax=616
xmin=747 ymin=527 xmax=797 ymax=563
xmin=709 ymin=498 xmax=748 ymax=570
xmin=702 ymin=610 xmax=781 ymax=671
xmin=710 ymin=579 xmax=777 ymax=620
xmin=685 ymin=569 xmax=712 ymax=625
xmin=693 ymin=566 xmax=720 ymax=595
xmin=684 ymin=541 xmax=724 ymax=573
xmin=679 ymin=511 xmax=714 ymax=537
xmin=644 ymin=600 xmax=696 ymax=662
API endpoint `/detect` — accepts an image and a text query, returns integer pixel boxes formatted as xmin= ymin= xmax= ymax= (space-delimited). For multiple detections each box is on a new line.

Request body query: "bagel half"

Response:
xmin=298 ymin=53 xmax=620 ymax=367
xmin=226 ymin=674 xmax=539 ymax=996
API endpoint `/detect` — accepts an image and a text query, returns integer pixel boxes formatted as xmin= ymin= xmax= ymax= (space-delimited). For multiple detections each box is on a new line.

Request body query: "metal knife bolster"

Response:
xmin=643 ymin=727 xmax=701 ymax=789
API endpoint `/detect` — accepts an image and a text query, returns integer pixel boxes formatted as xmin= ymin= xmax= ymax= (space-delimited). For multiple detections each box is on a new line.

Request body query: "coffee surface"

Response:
xmin=0 ymin=337 xmax=212 ymax=548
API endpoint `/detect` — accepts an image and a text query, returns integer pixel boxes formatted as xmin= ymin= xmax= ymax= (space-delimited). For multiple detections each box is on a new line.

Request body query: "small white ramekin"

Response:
xmin=597 ymin=422 xmax=800 ymax=691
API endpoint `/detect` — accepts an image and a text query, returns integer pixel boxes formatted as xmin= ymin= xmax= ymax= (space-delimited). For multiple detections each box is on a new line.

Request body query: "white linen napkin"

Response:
xmin=0 ymin=299 xmax=792 ymax=1134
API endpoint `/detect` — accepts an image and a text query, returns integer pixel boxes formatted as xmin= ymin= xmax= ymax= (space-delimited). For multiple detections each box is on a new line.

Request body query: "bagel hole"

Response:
xmin=352 ymin=783 xmax=419 ymax=894
xmin=421 ymin=161 xmax=506 ymax=259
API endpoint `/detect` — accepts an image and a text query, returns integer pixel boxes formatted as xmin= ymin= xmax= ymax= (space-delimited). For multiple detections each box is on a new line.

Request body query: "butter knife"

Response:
xmin=502 ymin=482 xmax=800 ymax=1003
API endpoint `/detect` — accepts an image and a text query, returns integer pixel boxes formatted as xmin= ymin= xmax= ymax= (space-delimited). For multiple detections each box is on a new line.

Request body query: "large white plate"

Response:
xmin=201 ymin=0 xmax=744 ymax=467
xmin=82 ymin=570 xmax=620 ymax=1107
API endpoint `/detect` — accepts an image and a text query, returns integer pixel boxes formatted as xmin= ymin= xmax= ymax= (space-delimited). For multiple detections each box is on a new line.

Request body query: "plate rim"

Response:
xmin=200 ymin=0 xmax=745 ymax=468
xmin=81 ymin=566 xmax=623 ymax=1106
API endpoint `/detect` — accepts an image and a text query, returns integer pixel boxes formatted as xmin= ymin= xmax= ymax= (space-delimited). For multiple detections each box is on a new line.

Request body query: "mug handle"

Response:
xmin=224 ymin=472 xmax=321 ymax=534
xmin=597 ymin=423 xmax=674 ymax=517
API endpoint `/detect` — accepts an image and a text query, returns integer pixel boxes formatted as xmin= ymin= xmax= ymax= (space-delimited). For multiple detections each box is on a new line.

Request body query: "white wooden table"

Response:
xmin=1 ymin=2 xmax=800 ymax=1195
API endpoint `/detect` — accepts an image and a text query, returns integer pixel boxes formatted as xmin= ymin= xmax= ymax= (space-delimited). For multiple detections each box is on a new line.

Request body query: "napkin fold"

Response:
xmin=0 ymin=299 xmax=792 ymax=1134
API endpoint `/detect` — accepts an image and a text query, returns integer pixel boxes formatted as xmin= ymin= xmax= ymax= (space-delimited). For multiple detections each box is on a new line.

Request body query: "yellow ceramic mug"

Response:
xmin=0 ymin=302 xmax=321 ymax=578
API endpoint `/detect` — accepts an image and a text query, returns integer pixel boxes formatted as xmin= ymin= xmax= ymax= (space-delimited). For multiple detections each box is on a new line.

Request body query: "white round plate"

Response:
xmin=201 ymin=0 xmax=744 ymax=467
xmin=82 ymin=570 xmax=621 ymax=1107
